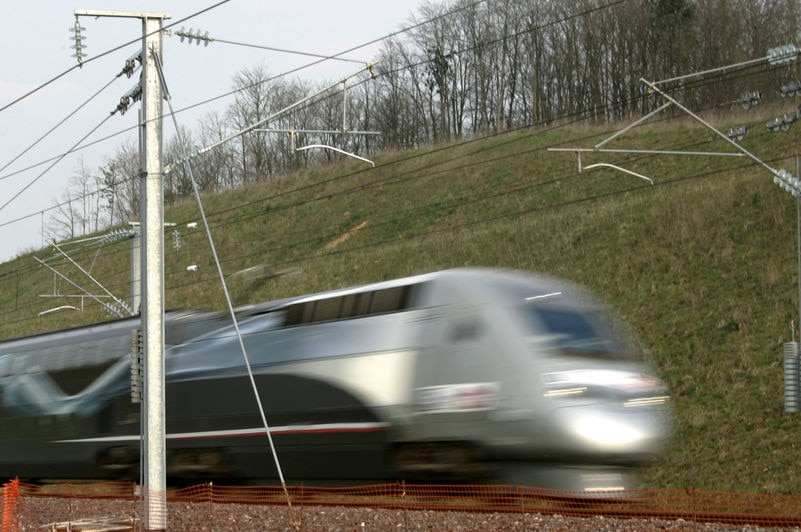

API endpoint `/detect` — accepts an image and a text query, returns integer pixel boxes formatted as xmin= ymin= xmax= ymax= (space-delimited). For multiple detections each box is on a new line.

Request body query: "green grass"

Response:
xmin=2 ymin=112 xmax=801 ymax=493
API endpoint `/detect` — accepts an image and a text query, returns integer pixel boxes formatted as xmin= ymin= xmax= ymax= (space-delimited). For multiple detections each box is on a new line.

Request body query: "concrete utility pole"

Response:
xmin=75 ymin=9 xmax=171 ymax=531
xmin=141 ymin=14 xmax=168 ymax=529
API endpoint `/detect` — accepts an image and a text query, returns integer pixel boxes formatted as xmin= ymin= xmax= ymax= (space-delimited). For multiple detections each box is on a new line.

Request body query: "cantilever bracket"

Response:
xmin=550 ymin=47 xmax=801 ymax=185
xmin=581 ymin=162 xmax=653 ymax=184
xmin=295 ymin=144 xmax=375 ymax=167
xmin=549 ymin=104 xmax=749 ymax=182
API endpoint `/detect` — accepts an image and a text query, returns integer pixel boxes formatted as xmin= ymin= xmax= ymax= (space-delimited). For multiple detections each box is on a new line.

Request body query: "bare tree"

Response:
xmin=46 ymin=157 xmax=107 ymax=242
xmin=164 ymin=125 xmax=197 ymax=205
xmin=373 ymin=37 xmax=431 ymax=149
xmin=73 ymin=0 xmax=801 ymax=216
xmin=263 ymin=77 xmax=313 ymax=172
xmin=196 ymin=110 xmax=239 ymax=192
xmin=98 ymin=140 xmax=140 ymax=227
xmin=227 ymin=63 xmax=277 ymax=184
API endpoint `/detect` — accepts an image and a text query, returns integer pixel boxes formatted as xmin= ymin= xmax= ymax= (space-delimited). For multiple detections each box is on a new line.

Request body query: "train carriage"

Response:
xmin=0 ymin=268 xmax=672 ymax=491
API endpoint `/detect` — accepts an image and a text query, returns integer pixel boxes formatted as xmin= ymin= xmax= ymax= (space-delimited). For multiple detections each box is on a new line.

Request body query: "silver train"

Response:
xmin=0 ymin=268 xmax=672 ymax=492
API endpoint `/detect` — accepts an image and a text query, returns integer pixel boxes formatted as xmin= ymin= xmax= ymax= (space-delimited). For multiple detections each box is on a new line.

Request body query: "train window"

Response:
xmin=521 ymin=307 xmax=621 ymax=357
xmin=312 ymin=297 xmax=343 ymax=322
xmin=370 ymin=286 xmax=412 ymax=314
xmin=283 ymin=304 xmax=304 ymax=326
xmin=282 ymin=284 xmax=416 ymax=326
xmin=167 ymin=314 xmax=231 ymax=345
xmin=301 ymin=301 xmax=316 ymax=323
xmin=341 ymin=292 xmax=372 ymax=318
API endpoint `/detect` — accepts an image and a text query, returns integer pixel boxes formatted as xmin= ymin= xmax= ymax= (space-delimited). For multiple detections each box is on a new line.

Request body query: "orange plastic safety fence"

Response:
xmin=6 ymin=480 xmax=801 ymax=531
xmin=1 ymin=478 xmax=20 ymax=532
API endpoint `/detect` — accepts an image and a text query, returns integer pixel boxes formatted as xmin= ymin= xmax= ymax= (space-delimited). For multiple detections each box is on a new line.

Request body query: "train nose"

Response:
xmin=541 ymin=368 xmax=673 ymax=457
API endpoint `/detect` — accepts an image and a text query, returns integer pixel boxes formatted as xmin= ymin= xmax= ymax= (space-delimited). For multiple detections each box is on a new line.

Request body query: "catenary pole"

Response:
xmin=75 ymin=9 xmax=171 ymax=530
xmin=141 ymin=13 xmax=168 ymax=531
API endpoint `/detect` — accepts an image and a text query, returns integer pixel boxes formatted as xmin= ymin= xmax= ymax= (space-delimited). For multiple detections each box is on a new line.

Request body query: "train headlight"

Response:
xmin=569 ymin=413 xmax=645 ymax=447
xmin=542 ymin=369 xmax=668 ymax=403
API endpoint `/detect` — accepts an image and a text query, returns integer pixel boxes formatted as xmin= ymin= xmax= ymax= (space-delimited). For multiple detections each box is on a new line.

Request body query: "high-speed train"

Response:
xmin=0 ymin=268 xmax=672 ymax=492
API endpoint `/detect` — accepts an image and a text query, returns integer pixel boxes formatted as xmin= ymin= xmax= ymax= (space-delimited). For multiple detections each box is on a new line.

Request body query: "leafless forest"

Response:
xmin=49 ymin=0 xmax=801 ymax=242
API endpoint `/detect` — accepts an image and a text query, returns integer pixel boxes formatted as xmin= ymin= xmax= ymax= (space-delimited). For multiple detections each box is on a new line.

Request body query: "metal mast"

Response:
xmin=75 ymin=9 xmax=171 ymax=531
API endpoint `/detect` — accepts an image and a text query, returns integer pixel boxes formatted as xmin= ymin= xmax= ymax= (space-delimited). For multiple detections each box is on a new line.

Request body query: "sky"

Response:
xmin=0 ymin=0 xmax=426 ymax=263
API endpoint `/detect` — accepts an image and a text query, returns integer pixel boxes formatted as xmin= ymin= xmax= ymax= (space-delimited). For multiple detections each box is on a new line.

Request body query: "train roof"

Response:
xmin=0 ymin=268 xmax=599 ymax=353
xmin=274 ymin=267 xmax=595 ymax=307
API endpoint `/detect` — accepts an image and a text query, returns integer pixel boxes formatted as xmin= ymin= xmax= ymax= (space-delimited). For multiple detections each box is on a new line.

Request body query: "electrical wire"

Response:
xmin=0 ymin=145 xmax=784 ymax=330
xmin=0 ymin=113 xmax=117 ymax=214
xmin=0 ymin=75 xmax=124 ymax=177
xmin=0 ymin=0 xmax=485 ymax=225
xmin=0 ymin=0 xmax=233 ymax=115
xmin=0 ymin=1 xmax=238 ymax=227
xmin=154 ymin=50 xmax=291 ymax=505
xmin=0 ymin=54 xmax=784 ymax=279
xmin=3 ymin=0 xmax=796 ymax=286
xmin=198 ymin=35 xmax=367 ymax=64
xmin=0 ymin=67 xmax=772 ymax=286
xmin=0 ymin=0 xmax=705 ymax=202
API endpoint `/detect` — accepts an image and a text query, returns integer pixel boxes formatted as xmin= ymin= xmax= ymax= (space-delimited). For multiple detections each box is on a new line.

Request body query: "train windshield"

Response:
xmin=518 ymin=306 xmax=633 ymax=359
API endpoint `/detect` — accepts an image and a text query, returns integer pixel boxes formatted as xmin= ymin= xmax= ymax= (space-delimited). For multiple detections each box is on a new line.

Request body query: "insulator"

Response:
xmin=116 ymin=97 xmax=130 ymax=116
xmin=132 ymin=87 xmax=142 ymax=103
xmin=768 ymin=44 xmax=798 ymax=66
xmin=767 ymin=117 xmax=783 ymax=131
xmin=113 ymin=84 xmax=142 ymax=116
xmin=120 ymin=50 xmax=142 ymax=78
xmin=774 ymin=169 xmax=801 ymax=198
xmin=176 ymin=27 xmax=213 ymax=46
xmin=780 ymin=81 xmax=801 ymax=97
xmin=69 ymin=20 xmax=88 ymax=64
xmin=100 ymin=227 xmax=135 ymax=245
xmin=123 ymin=59 xmax=135 ymax=77
xmin=727 ymin=125 xmax=747 ymax=141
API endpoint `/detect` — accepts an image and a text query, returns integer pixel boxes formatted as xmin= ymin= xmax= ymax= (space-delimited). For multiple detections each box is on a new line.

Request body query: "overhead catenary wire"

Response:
xmin=0 ymin=74 xmax=125 ymax=177
xmin=0 ymin=101 xmax=792 ymax=318
xmin=0 ymin=112 xmax=117 ymax=214
xmin=0 ymin=115 xmax=790 ymax=331
xmin=0 ymin=0 xmax=792 ymax=282
xmin=0 ymin=0 xmax=497 ymax=283
xmin=0 ymin=151 xmax=779 ymax=332
xmin=163 ymin=63 xmax=376 ymax=175
xmin=40 ymin=79 xmax=801 ymax=271
xmin=0 ymin=48 xmax=784 ymax=272
xmin=0 ymin=0 xmax=731 ymax=216
xmin=166 ymin=28 xmax=367 ymax=64
xmin=0 ymin=0 xmax=233 ymax=115
xmin=0 ymin=0 xmax=482 ymax=227
xmin=161 ymin=106 xmax=784 ymax=283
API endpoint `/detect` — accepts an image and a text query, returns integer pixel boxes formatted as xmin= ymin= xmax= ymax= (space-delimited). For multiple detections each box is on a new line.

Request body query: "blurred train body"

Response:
xmin=0 ymin=268 xmax=672 ymax=492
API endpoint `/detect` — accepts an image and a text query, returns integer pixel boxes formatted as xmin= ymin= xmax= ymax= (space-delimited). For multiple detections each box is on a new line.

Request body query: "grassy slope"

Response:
xmin=2 ymin=113 xmax=801 ymax=493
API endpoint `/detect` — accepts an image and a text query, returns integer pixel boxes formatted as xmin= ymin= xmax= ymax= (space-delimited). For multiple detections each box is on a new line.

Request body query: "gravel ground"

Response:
xmin=9 ymin=496 xmax=801 ymax=531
